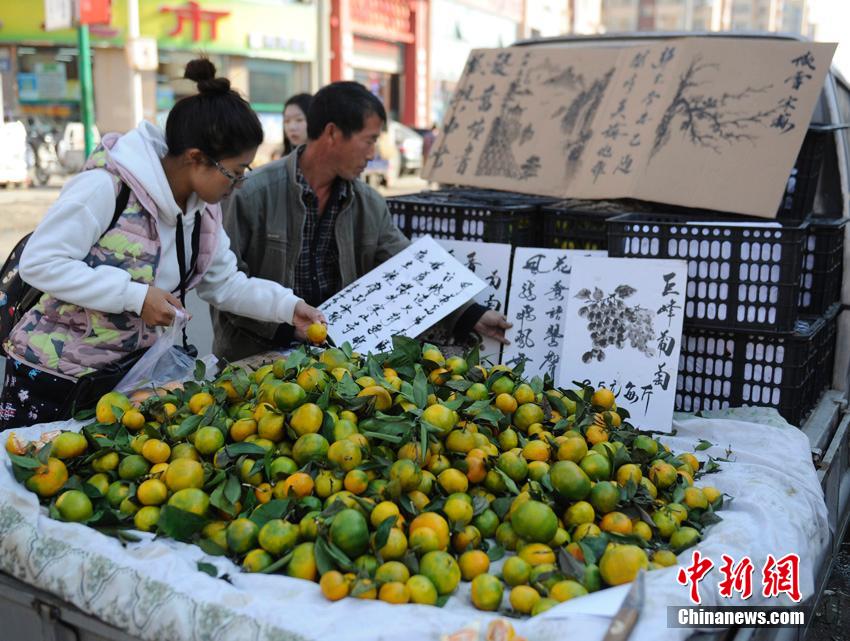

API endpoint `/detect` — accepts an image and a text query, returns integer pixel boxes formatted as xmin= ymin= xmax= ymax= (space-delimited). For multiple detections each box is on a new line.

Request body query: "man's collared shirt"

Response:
xmin=293 ymin=149 xmax=347 ymax=306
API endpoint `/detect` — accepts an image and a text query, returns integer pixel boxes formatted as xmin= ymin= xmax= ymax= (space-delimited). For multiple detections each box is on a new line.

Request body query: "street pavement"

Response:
xmin=0 ymin=174 xmax=430 ymax=379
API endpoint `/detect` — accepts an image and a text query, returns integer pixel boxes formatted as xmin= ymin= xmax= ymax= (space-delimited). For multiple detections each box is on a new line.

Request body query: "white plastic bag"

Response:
xmin=115 ymin=311 xmax=211 ymax=393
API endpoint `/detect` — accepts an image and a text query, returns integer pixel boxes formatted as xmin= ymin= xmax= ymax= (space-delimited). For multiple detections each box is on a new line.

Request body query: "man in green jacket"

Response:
xmin=211 ymin=81 xmax=510 ymax=362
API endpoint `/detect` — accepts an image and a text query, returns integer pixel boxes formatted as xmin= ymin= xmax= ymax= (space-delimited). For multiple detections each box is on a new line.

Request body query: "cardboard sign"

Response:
xmin=424 ymin=38 xmax=836 ymax=218
xmin=558 ymin=256 xmax=687 ymax=431
xmin=320 ymin=236 xmax=486 ymax=354
xmin=438 ymin=239 xmax=512 ymax=364
xmin=502 ymin=249 xmax=606 ymax=381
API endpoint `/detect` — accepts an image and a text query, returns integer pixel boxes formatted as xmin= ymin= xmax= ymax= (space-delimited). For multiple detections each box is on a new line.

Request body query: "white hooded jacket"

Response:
xmin=19 ymin=122 xmax=302 ymax=328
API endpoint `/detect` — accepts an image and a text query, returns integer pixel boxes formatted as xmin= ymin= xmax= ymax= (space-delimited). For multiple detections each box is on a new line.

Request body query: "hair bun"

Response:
xmin=184 ymin=58 xmax=231 ymax=95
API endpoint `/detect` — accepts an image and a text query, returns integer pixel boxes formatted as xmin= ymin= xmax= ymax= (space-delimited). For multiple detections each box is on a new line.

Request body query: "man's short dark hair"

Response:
xmin=307 ymin=81 xmax=387 ymax=140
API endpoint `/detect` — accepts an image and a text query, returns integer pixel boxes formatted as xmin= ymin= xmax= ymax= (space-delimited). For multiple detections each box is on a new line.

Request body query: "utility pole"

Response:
xmin=77 ymin=24 xmax=95 ymax=157
xmin=128 ymin=0 xmax=143 ymax=126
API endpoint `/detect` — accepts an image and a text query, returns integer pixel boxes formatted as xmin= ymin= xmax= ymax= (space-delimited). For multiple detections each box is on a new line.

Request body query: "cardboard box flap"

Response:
xmin=424 ymin=38 xmax=836 ymax=218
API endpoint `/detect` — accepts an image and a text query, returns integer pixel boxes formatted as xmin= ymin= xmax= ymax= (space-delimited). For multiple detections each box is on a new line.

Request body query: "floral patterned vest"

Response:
xmin=4 ymin=144 xmax=221 ymax=378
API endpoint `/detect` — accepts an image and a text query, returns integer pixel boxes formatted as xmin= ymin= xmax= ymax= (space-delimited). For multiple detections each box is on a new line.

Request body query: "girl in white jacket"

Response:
xmin=1 ymin=59 xmax=324 ymax=429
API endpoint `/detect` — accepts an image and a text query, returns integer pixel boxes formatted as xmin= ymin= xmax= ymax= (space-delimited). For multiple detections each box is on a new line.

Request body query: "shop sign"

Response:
xmin=246 ymin=33 xmax=308 ymax=57
xmin=18 ymin=62 xmax=78 ymax=102
xmin=1 ymin=1 xmax=318 ymax=61
xmin=79 ymin=0 xmax=112 ymax=25
xmin=147 ymin=0 xmax=318 ymax=60
xmin=350 ymin=0 xmax=414 ymax=44
xmin=43 ymin=0 xmax=74 ymax=32
xmin=159 ymin=1 xmax=230 ymax=42
xmin=126 ymin=37 xmax=158 ymax=71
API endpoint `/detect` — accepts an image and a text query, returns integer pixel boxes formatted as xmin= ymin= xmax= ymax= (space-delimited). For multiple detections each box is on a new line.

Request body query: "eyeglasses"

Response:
xmin=211 ymin=158 xmax=251 ymax=186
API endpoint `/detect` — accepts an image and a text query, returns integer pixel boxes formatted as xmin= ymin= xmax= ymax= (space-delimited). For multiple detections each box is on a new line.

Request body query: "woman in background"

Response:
xmin=282 ymin=93 xmax=312 ymax=156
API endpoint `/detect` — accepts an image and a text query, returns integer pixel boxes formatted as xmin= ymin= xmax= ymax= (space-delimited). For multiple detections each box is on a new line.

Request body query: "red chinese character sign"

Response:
xmin=558 ymin=256 xmax=687 ymax=431
xmin=160 ymin=1 xmax=230 ymax=42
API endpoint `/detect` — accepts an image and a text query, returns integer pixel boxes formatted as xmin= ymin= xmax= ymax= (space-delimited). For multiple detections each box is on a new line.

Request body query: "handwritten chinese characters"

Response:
xmin=424 ymin=39 xmax=835 ymax=218
xmin=320 ymin=236 xmax=486 ymax=354
xmin=438 ymin=240 xmax=512 ymax=363
xmin=503 ymin=249 xmax=605 ymax=381
xmin=558 ymin=257 xmax=687 ymax=431
xmin=773 ymin=50 xmax=817 ymax=134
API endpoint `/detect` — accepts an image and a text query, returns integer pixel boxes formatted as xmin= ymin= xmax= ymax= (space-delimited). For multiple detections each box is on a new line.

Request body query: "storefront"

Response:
xmin=0 ymin=3 xmax=121 ymax=127
xmin=331 ymin=0 xmax=429 ymax=128
xmin=147 ymin=0 xmax=317 ymax=152
xmin=0 ymin=1 xmax=318 ymax=155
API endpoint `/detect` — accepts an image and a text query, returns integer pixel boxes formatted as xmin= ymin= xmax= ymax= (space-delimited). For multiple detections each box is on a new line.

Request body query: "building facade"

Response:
xmin=329 ymin=0 xmax=429 ymax=127
xmin=0 ymin=0 xmax=320 ymax=156
xmin=597 ymin=0 xmax=812 ymax=34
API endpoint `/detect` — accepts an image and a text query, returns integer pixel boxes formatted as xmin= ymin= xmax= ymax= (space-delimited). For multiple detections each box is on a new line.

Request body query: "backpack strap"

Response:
xmin=9 ymin=183 xmax=131 ymax=328
xmin=107 ymin=182 xmax=131 ymax=235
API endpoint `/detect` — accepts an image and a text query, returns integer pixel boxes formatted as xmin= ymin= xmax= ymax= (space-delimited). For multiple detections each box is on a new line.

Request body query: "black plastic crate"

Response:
xmin=811 ymin=304 xmax=840 ymax=405
xmin=387 ymin=188 xmax=558 ymax=246
xmin=608 ymin=213 xmax=808 ymax=332
xmin=799 ymin=220 xmax=846 ymax=315
xmin=540 ymin=199 xmax=630 ymax=250
xmin=778 ymin=124 xmax=846 ymax=222
xmin=676 ymin=315 xmax=825 ymax=426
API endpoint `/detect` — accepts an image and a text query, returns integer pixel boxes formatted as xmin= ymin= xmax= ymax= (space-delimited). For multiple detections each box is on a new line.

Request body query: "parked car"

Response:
xmin=362 ymin=120 xmax=424 ymax=188
xmin=393 ymin=121 xmax=423 ymax=176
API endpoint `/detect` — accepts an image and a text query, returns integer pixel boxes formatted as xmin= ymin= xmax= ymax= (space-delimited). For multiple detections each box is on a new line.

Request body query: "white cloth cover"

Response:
xmin=0 ymin=409 xmax=828 ymax=641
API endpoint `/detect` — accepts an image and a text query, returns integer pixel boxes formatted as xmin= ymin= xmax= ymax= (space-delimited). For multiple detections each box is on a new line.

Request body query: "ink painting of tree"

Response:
xmin=651 ymin=56 xmax=777 ymax=159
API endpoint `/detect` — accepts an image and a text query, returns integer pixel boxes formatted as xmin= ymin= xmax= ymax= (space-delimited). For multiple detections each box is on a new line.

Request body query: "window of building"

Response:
xmin=247 ymin=58 xmax=305 ymax=112
xmin=17 ymin=46 xmax=83 ymax=121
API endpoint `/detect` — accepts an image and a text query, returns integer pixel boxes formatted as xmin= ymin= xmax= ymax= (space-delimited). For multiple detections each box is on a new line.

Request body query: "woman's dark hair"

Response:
xmin=307 ymin=81 xmax=386 ymax=140
xmin=283 ymin=93 xmax=312 ymax=155
xmin=165 ymin=58 xmax=263 ymax=160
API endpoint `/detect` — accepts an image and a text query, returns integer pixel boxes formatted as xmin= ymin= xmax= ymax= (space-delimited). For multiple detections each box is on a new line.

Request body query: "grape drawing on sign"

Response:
xmin=574 ymin=284 xmax=655 ymax=363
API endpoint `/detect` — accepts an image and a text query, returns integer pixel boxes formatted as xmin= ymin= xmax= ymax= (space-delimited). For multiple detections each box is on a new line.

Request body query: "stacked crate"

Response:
xmin=385 ymin=127 xmax=844 ymax=425
xmin=607 ymin=212 xmax=844 ymax=425
xmin=386 ymin=188 xmax=559 ymax=246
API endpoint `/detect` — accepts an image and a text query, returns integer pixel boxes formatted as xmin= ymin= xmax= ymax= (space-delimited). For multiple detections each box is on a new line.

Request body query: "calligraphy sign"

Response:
xmin=423 ymin=39 xmax=835 ymax=218
xmin=438 ymin=239 xmax=512 ymax=364
xmin=502 ymin=249 xmax=606 ymax=381
xmin=558 ymin=256 xmax=687 ymax=432
xmin=320 ymin=236 xmax=486 ymax=354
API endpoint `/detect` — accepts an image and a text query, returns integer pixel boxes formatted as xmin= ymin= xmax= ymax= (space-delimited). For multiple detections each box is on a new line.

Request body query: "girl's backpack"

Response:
xmin=0 ymin=183 xmax=130 ymax=344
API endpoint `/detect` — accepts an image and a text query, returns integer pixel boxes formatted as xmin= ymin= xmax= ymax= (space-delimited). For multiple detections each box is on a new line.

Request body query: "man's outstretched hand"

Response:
xmin=474 ymin=310 xmax=512 ymax=345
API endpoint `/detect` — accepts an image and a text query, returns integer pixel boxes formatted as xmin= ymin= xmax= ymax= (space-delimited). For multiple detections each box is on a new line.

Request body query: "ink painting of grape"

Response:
xmin=574 ymin=285 xmax=656 ymax=363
